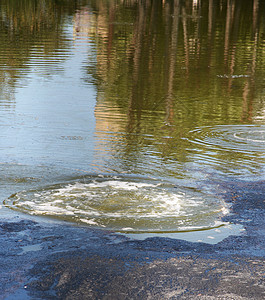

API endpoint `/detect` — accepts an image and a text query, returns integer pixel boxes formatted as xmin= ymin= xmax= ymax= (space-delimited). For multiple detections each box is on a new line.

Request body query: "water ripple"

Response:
xmin=4 ymin=175 xmax=228 ymax=233
xmin=187 ymin=125 xmax=265 ymax=153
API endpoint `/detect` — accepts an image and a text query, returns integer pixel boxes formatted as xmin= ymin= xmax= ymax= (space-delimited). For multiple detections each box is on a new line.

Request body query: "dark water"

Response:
xmin=1 ymin=0 xmax=264 ymax=242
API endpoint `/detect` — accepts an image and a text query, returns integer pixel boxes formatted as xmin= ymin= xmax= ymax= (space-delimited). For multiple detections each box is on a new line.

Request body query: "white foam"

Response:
xmin=9 ymin=178 xmax=229 ymax=232
xmin=79 ymin=218 xmax=99 ymax=225
xmin=221 ymin=206 xmax=230 ymax=215
xmin=87 ymin=180 xmax=156 ymax=190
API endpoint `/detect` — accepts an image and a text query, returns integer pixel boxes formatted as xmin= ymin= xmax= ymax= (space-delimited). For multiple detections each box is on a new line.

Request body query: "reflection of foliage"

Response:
xmin=85 ymin=0 xmax=265 ymax=169
xmin=0 ymin=0 xmax=69 ymax=60
xmin=1 ymin=0 xmax=58 ymax=33
xmin=0 ymin=0 xmax=82 ymax=100
xmin=0 ymin=0 xmax=90 ymax=33
xmin=87 ymin=0 xmax=265 ymax=129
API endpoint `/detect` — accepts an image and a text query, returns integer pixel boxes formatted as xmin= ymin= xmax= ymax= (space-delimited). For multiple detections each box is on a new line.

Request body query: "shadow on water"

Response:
xmin=0 ymin=0 xmax=265 ymax=243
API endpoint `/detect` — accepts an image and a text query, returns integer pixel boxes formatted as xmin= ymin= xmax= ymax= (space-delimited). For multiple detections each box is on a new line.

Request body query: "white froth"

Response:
xmin=87 ymin=180 xmax=156 ymax=190
xmin=7 ymin=178 xmax=229 ymax=232
xmin=79 ymin=218 xmax=99 ymax=225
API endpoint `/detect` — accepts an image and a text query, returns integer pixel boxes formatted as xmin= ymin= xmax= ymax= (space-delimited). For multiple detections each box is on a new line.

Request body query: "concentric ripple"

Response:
xmin=188 ymin=125 xmax=265 ymax=153
xmin=4 ymin=175 xmax=228 ymax=233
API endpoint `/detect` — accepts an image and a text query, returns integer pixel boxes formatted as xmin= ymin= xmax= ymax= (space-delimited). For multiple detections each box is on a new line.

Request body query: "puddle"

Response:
xmin=18 ymin=243 xmax=42 ymax=255
xmin=125 ymin=223 xmax=245 ymax=244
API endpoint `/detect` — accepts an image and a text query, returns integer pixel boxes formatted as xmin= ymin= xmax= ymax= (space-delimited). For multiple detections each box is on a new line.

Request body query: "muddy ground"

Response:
xmin=0 ymin=180 xmax=264 ymax=299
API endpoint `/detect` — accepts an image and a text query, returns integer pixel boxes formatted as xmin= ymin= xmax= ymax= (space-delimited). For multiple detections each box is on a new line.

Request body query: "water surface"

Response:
xmin=1 ymin=0 xmax=265 ymax=242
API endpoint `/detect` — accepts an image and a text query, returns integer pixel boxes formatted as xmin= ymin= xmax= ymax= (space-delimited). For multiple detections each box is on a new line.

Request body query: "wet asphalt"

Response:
xmin=0 ymin=179 xmax=264 ymax=299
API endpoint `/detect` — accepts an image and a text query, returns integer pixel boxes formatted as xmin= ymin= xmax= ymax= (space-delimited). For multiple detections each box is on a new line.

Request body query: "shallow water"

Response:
xmin=1 ymin=0 xmax=265 ymax=242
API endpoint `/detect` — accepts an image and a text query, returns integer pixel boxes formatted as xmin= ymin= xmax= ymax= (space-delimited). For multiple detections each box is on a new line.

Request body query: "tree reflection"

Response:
xmin=79 ymin=0 xmax=265 ymax=170
xmin=85 ymin=1 xmax=265 ymax=134
xmin=0 ymin=0 xmax=80 ymax=102
xmin=0 ymin=0 xmax=264 ymax=175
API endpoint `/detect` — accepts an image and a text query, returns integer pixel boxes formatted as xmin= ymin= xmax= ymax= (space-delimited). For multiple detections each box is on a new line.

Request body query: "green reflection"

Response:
xmin=0 ymin=0 xmax=265 ymax=178
xmin=88 ymin=0 xmax=265 ymax=125
xmin=0 ymin=0 xmax=83 ymax=102
xmin=83 ymin=0 xmax=265 ymax=176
